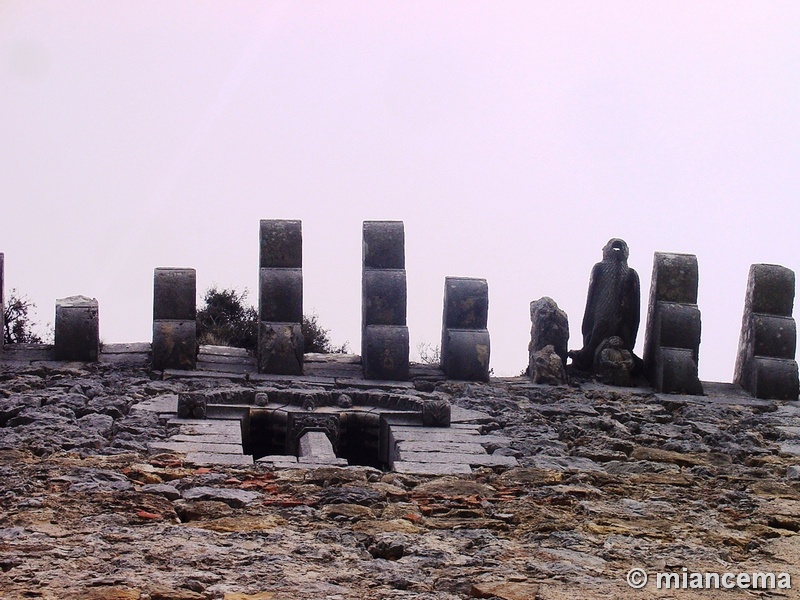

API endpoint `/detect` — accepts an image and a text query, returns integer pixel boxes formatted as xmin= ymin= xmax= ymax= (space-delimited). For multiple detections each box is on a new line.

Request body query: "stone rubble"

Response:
xmin=0 ymin=360 xmax=798 ymax=599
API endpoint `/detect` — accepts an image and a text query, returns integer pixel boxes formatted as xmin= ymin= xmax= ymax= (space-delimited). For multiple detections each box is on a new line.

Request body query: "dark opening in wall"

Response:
xmin=243 ymin=408 xmax=388 ymax=470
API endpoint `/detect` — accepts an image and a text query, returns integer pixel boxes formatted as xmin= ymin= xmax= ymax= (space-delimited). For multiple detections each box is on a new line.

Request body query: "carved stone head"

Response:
xmin=602 ymin=238 xmax=629 ymax=262
xmin=607 ymin=335 xmax=624 ymax=348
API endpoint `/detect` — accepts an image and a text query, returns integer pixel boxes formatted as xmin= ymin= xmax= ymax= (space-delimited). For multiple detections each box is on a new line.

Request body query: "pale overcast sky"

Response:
xmin=1 ymin=2 xmax=799 ymax=379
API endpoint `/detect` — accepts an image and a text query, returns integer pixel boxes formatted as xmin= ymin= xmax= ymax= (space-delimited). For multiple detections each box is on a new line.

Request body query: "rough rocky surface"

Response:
xmin=0 ymin=359 xmax=799 ymax=599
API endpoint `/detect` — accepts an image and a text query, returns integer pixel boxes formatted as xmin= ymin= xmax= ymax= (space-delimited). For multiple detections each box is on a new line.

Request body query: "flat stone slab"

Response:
xmin=131 ymin=395 xmax=178 ymax=413
xmin=395 ymin=441 xmax=487 ymax=454
xmin=163 ymin=369 xmax=248 ymax=382
xmin=170 ymin=420 xmax=243 ymax=436
xmin=777 ymin=426 xmax=800 ymax=437
xmin=450 ymin=406 xmax=493 ymax=424
xmin=389 ymin=427 xmax=509 ymax=446
xmin=172 ymin=434 xmax=238 ymax=444
xmin=780 ymin=443 xmax=800 ymax=457
xmin=184 ymin=452 xmax=253 ymax=466
xmin=298 ymin=457 xmax=349 ymax=466
xmin=149 ymin=441 xmax=244 ymax=455
xmin=392 ymin=461 xmax=473 ymax=475
xmin=182 ymin=486 xmax=260 ymax=507
xmin=397 ymin=451 xmax=518 ymax=467
xmin=334 ymin=379 xmax=414 ymax=390
xmin=250 ymin=374 xmax=337 ymax=385
xmin=197 ymin=362 xmax=253 ymax=374
xmin=298 ymin=431 xmax=337 ymax=460
xmin=256 ymin=455 xmax=298 ymax=464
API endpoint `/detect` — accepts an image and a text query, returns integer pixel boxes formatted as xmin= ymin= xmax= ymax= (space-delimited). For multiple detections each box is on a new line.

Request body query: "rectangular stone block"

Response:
xmin=259 ymin=268 xmax=303 ymax=323
xmin=396 ymin=451 xmax=517 ymax=467
xmin=153 ymin=268 xmax=196 ymax=320
xmin=152 ymin=320 xmax=197 ymax=370
xmin=649 ymin=252 xmax=699 ymax=305
xmin=185 ymin=452 xmax=254 ymax=466
xmin=54 ymin=295 xmax=99 ymax=361
xmin=260 ymin=219 xmax=302 ymax=268
xmin=258 ymin=321 xmax=303 ymax=375
xmin=298 ymin=430 xmax=337 ymax=460
xmin=443 ymin=277 xmax=488 ymax=329
xmin=750 ymin=314 xmax=796 ymax=359
xmin=362 ymin=325 xmax=409 ymax=380
xmin=735 ymin=263 xmax=799 ymax=400
xmin=655 ymin=347 xmax=703 ymax=395
xmin=441 ymin=328 xmax=490 ymax=382
xmin=653 ymin=302 xmax=701 ymax=357
xmin=149 ymin=441 xmax=244 ymax=454
xmin=392 ymin=461 xmax=473 ymax=475
xmin=363 ymin=221 xmax=404 ymax=269
xmin=362 ymin=269 xmax=407 ymax=326
xmin=747 ymin=263 xmax=795 ymax=317
xmin=751 ymin=357 xmax=800 ymax=401
xmin=643 ymin=252 xmax=701 ymax=392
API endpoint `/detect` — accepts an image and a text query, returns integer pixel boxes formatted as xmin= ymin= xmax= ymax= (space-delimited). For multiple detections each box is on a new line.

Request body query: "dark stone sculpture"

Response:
xmin=422 ymin=397 xmax=451 ymax=427
xmin=528 ymin=297 xmax=569 ymax=383
xmin=570 ymin=239 xmax=641 ymax=374
xmin=531 ymin=344 xmax=567 ymax=385
xmin=177 ymin=392 xmax=207 ymax=419
xmin=596 ymin=336 xmax=634 ymax=387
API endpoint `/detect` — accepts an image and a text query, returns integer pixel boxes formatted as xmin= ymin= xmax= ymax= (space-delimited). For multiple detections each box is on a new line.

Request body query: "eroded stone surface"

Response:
xmin=0 ymin=360 xmax=798 ymax=598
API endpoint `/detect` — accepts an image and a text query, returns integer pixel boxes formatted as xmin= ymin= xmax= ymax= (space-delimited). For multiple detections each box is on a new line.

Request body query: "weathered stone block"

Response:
xmin=259 ymin=268 xmax=303 ymax=323
xmin=441 ymin=329 xmax=490 ymax=382
xmin=643 ymin=252 xmax=702 ymax=394
xmin=735 ymin=263 xmax=798 ymax=400
xmin=298 ymin=430 xmax=337 ymax=460
xmin=422 ymin=397 xmax=452 ymax=427
xmin=443 ymin=277 xmax=488 ymax=330
xmin=750 ymin=357 xmax=800 ymax=401
xmin=286 ymin=412 xmax=340 ymax=454
xmin=258 ymin=321 xmax=303 ymax=375
xmin=55 ymin=295 xmax=99 ymax=362
xmin=177 ymin=391 xmax=208 ymax=419
xmin=656 ymin=347 xmax=703 ymax=395
xmin=362 ymin=269 xmax=407 ymax=326
xmin=652 ymin=302 xmax=701 ymax=360
xmin=153 ymin=268 xmax=196 ymax=321
xmin=363 ymin=325 xmax=409 ymax=381
xmin=649 ymin=252 xmax=699 ymax=305
xmin=747 ymin=263 xmax=795 ymax=317
xmin=152 ymin=320 xmax=197 ymax=370
xmin=529 ymin=296 xmax=569 ymax=366
xmin=363 ymin=221 xmax=404 ymax=269
xmin=750 ymin=315 xmax=797 ymax=359
xmin=259 ymin=219 xmax=302 ymax=269
xmin=530 ymin=344 xmax=568 ymax=385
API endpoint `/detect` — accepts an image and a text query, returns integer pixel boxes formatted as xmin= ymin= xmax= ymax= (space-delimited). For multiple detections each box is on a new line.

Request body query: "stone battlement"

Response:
xmin=0 ymin=223 xmax=798 ymax=401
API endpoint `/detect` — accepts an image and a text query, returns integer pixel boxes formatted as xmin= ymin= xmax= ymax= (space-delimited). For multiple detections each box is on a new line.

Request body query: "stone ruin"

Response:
xmin=734 ymin=264 xmax=799 ymax=400
xmin=1 ymin=230 xmax=798 ymax=400
xmin=258 ymin=219 xmax=304 ymax=375
xmin=361 ymin=220 xmax=409 ymax=380
xmin=0 ymin=228 xmax=799 ymax=472
xmin=528 ymin=238 xmax=799 ymax=401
